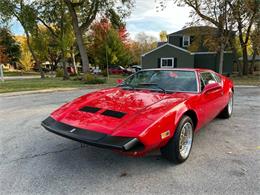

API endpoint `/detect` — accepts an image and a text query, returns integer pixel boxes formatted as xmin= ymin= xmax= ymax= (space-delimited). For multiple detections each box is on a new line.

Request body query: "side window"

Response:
xmin=200 ymin=77 xmax=205 ymax=91
xmin=200 ymin=72 xmax=217 ymax=87
xmin=212 ymin=73 xmax=221 ymax=83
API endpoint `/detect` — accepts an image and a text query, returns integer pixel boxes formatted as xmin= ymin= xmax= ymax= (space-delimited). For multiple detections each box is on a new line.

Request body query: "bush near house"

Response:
xmin=55 ymin=68 xmax=64 ymax=77
xmin=83 ymin=73 xmax=106 ymax=84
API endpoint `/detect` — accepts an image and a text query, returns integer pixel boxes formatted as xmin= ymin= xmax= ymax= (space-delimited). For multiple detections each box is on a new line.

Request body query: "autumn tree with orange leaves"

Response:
xmin=87 ymin=19 xmax=132 ymax=69
xmin=0 ymin=28 xmax=21 ymax=65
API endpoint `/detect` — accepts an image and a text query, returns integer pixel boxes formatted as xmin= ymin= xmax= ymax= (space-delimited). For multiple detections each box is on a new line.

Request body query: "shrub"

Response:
xmin=83 ymin=73 xmax=105 ymax=84
xmin=101 ymin=69 xmax=108 ymax=77
xmin=56 ymin=68 xmax=63 ymax=77
xmin=72 ymin=76 xmax=83 ymax=81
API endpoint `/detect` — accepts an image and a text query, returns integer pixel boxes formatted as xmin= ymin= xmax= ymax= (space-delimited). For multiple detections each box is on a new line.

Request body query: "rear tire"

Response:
xmin=160 ymin=115 xmax=194 ymax=163
xmin=219 ymin=92 xmax=233 ymax=119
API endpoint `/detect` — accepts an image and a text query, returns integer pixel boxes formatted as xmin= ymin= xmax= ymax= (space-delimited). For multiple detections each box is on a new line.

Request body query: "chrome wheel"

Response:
xmin=179 ymin=122 xmax=193 ymax=159
xmin=228 ymin=94 xmax=233 ymax=116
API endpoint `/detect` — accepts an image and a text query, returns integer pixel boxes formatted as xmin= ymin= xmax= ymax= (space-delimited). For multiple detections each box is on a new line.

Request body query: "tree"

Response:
xmin=63 ymin=0 xmax=133 ymax=73
xmin=0 ymin=0 xmax=45 ymax=78
xmin=166 ymin=0 xmax=235 ymax=74
xmin=30 ymin=26 xmax=50 ymax=66
xmin=228 ymin=0 xmax=259 ymax=75
xmin=129 ymin=32 xmax=157 ymax=65
xmin=164 ymin=0 xmax=259 ymax=75
xmin=87 ymin=19 xmax=131 ymax=69
xmin=0 ymin=46 xmax=8 ymax=64
xmin=16 ymin=36 xmax=34 ymax=71
xmin=186 ymin=28 xmax=220 ymax=52
xmin=118 ymin=25 xmax=130 ymax=46
xmin=250 ymin=17 xmax=260 ymax=73
xmin=36 ymin=0 xmax=77 ymax=79
xmin=159 ymin=31 xmax=167 ymax=42
xmin=0 ymin=27 xmax=21 ymax=65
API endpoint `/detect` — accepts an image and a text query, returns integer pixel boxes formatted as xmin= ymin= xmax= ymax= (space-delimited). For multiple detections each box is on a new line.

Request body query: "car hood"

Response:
xmin=51 ymin=88 xmax=191 ymax=135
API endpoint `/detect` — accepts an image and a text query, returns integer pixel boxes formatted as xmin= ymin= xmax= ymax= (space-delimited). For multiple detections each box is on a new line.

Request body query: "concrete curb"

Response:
xmin=0 ymin=88 xmax=79 ymax=97
xmin=235 ymin=85 xmax=260 ymax=88
xmin=3 ymin=76 xmax=41 ymax=80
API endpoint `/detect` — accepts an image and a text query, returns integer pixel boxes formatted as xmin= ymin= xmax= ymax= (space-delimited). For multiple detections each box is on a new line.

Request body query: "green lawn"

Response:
xmin=0 ymin=75 xmax=126 ymax=93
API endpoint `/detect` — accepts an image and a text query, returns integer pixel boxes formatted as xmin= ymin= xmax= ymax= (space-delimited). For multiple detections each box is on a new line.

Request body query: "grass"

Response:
xmin=230 ymin=75 xmax=260 ymax=86
xmin=0 ymin=75 xmax=127 ymax=93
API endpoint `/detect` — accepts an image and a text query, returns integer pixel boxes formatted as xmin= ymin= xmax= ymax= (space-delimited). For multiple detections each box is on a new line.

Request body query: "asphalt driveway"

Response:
xmin=0 ymin=87 xmax=259 ymax=194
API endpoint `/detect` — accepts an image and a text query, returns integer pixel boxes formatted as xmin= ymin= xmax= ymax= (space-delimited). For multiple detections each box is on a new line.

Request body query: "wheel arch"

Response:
xmin=182 ymin=109 xmax=198 ymax=130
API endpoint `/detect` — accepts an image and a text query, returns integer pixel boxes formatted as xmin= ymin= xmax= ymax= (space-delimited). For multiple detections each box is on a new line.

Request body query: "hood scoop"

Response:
xmin=101 ymin=110 xmax=126 ymax=119
xmin=80 ymin=106 xmax=101 ymax=113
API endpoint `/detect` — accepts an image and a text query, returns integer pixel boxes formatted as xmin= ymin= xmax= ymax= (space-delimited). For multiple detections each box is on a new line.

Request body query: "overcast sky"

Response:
xmin=126 ymin=0 xmax=191 ymax=40
xmin=10 ymin=0 xmax=191 ymax=40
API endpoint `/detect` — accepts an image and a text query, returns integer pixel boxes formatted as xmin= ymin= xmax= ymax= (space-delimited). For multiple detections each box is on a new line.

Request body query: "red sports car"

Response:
xmin=42 ymin=68 xmax=234 ymax=163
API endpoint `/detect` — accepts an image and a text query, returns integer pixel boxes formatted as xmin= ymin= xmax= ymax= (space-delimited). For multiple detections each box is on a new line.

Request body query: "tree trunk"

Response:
xmin=71 ymin=47 xmax=78 ymax=75
xmin=229 ymin=38 xmax=242 ymax=76
xmin=24 ymin=30 xmax=45 ymax=79
xmin=237 ymin=19 xmax=249 ymax=76
xmin=218 ymin=42 xmax=225 ymax=74
xmin=241 ymin=44 xmax=249 ymax=75
xmin=60 ymin=2 xmax=69 ymax=80
xmin=61 ymin=49 xmax=69 ymax=80
xmin=250 ymin=48 xmax=257 ymax=74
xmin=64 ymin=1 xmax=90 ymax=73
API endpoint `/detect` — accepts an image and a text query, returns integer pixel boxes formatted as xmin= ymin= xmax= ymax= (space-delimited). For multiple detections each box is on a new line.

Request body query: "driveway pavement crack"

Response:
xmin=1 ymin=146 xmax=83 ymax=165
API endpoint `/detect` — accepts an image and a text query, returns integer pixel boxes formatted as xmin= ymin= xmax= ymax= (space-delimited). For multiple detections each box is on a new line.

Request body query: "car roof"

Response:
xmin=141 ymin=68 xmax=214 ymax=73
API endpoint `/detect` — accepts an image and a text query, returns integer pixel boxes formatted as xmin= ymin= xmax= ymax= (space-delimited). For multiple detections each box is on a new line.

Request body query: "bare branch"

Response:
xmin=37 ymin=17 xmax=58 ymax=38
xmin=80 ymin=1 xmax=100 ymax=33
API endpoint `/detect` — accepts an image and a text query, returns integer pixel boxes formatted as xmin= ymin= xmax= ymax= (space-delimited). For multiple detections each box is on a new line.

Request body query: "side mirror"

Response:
xmin=116 ymin=79 xmax=123 ymax=84
xmin=203 ymin=82 xmax=221 ymax=93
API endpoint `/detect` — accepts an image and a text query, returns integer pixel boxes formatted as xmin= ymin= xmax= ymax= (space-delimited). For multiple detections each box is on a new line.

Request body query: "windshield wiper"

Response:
xmin=138 ymin=83 xmax=166 ymax=93
xmin=118 ymin=83 xmax=135 ymax=89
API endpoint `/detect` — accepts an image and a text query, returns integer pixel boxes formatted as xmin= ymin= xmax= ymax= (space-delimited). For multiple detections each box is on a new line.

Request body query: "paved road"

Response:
xmin=0 ymin=87 xmax=259 ymax=195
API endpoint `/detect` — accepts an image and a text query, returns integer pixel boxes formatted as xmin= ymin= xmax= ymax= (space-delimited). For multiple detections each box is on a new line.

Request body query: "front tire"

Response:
xmin=219 ymin=92 xmax=233 ymax=119
xmin=160 ymin=115 xmax=194 ymax=163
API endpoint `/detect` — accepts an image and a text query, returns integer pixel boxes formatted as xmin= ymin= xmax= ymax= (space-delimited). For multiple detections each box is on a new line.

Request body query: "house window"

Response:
xmin=160 ymin=58 xmax=175 ymax=68
xmin=182 ymin=35 xmax=190 ymax=47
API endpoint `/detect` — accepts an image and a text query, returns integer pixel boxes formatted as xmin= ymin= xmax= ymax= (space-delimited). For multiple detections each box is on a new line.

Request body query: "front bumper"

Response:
xmin=41 ymin=117 xmax=144 ymax=151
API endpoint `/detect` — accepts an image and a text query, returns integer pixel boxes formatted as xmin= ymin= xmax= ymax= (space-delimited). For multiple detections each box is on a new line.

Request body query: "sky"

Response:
xmin=126 ymin=0 xmax=191 ymax=40
xmin=10 ymin=0 xmax=191 ymax=41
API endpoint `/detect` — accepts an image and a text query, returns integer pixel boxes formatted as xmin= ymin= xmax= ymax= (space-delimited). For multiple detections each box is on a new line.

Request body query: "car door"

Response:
xmin=199 ymin=71 xmax=223 ymax=124
xmin=211 ymin=72 xmax=226 ymax=110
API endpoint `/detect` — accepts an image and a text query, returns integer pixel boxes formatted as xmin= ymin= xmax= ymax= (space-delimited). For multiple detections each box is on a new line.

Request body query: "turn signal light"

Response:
xmin=161 ymin=130 xmax=170 ymax=139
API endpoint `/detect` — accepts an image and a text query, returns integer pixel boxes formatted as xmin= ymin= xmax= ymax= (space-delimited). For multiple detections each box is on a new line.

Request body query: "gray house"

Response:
xmin=141 ymin=26 xmax=233 ymax=74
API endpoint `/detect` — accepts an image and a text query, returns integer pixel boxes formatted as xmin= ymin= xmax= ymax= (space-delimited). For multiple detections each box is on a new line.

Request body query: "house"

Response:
xmin=141 ymin=26 xmax=234 ymax=74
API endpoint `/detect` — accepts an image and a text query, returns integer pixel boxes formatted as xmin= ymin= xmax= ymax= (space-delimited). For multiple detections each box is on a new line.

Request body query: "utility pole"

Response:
xmin=106 ymin=44 xmax=109 ymax=80
xmin=0 ymin=46 xmax=5 ymax=82
xmin=0 ymin=64 xmax=4 ymax=82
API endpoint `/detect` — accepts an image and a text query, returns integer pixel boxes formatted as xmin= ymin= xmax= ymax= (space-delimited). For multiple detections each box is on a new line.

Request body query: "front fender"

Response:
xmin=138 ymin=100 xmax=192 ymax=150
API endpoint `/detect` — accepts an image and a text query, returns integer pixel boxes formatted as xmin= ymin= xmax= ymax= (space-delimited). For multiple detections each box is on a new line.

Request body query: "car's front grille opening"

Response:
xmin=80 ymin=106 xmax=101 ymax=113
xmin=101 ymin=110 xmax=126 ymax=118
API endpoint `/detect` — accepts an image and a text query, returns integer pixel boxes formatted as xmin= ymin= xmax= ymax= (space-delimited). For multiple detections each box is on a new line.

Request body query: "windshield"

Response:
xmin=121 ymin=70 xmax=198 ymax=92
